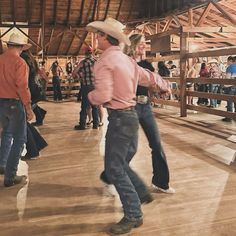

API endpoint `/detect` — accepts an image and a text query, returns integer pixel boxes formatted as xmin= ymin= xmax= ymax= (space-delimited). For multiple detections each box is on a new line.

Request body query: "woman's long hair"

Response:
xmin=158 ymin=61 xmax=170 ymax=77
xmin=123 ymin=34 xmax=142 ymax=57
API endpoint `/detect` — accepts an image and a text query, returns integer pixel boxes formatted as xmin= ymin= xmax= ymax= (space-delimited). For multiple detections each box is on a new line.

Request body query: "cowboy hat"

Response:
xmin=4 ymin=33 xmax=31 ymax=50
xmin=208 ymin=58 xmax=218 ymax=64
xmin=86 ymin=18 xmax=131 ymax=46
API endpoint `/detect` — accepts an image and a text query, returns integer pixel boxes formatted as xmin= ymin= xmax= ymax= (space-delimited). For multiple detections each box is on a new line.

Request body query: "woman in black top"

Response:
xmin=101 ymin=34 xmax=175 ymax=194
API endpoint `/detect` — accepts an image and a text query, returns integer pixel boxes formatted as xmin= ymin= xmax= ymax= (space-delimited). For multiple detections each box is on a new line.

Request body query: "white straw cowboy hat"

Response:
xmin=208 ymin=58 xmax=218 ymax=64
xmin=86 ymin=17 xmax=131 ymax=46
xmin=4 ymin=33 xmax=31 ymax=50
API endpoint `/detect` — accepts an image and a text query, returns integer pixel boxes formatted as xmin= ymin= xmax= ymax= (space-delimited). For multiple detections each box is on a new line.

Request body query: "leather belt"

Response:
xmin=136 ymin=95 xmax=149 ymax=104
xmin=0 ymin=98 xmax=20 ymax=102
xmin=107 ymin=107 xmax=135 ymax=115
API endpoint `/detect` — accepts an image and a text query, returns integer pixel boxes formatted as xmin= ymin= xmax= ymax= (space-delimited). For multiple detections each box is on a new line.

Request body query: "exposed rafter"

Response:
xmin=0 ymin=0 xmax=2 ymax=24
xmin=26 ymin=0 xmax=31 ymax=23
xmin=75 ymin=32 xmax=88 ymax=55
xmin=116 ymin=0 xmax=123 ymax=20
xmin=46 ymin=29 xmax=54 ymax=54
xmin=16 ymin=26 xmax=41 ymax=49
xmin=127 ymin=0 xmax=135 ymax=21
xmin=196 ymin=2 xmax=212 ymax=26
xmin=77 ymin=0 xmax=85 ymax=25
xmin=91 ymin=0 xmax=98 ymax=21
xmin=53 ymin=0 xmax=58 ymax=25
xmin=11 ymin=0 xmax=16 ymax=24
xmin=104 ymin=0 xmax=111 ymax=20
xmin=57 ymin=32 xmax=65 ymax=55
xmin=211 ymin=0 xmax=236 ymax=25
xmin=66 ymin=0 xmax=72 ymax=25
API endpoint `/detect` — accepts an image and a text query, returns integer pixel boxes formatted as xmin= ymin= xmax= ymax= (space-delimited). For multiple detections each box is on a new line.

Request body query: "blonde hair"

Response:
xmin=123 ymin=34 xmax=143 ymax=57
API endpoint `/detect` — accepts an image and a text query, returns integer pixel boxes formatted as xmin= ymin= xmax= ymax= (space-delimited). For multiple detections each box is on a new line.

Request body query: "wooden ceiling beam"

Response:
xmin=211 ymin=0 xmax=236 ymax=25
xmin=41 ymin=0 xmax=46 ymax=59
xmin=37 ymin=28 xmax=41 ymax=52
xmin=53 ymin=0 xmax=58 ymax=25
xmin=66 ymin=31 xmax=76 ymax=55
xmin=196 ymin=2 xmax=212 ymax=26
xmin=66 ymin=0 xmax=72 ymax=25
xmin=45 ymin=30 xmax=65 ymax=49
xmin=46 ymin=29 xmax=54 ymax=54
xmin=75 ymin=32 xmax=88 ymax=55
xmin=91 ymin=0 xmax=98 ymax=21
xmin=219 ymin=1 xmax=236 ymax=11
xmin=182 ymin=26 xmax=236 ymax=33
xmin=188 ymin=8 xmax=193 ymax=27
xmin=0 ymin=1 xmax=2 ymax=24
xmin=116 ymin=0 xmax=123 ymax=20
xmin=127 ymin=0 xmax=135 ymax=22
xmin=26 ymin=0 xmax=31 ymax=23
xmin=11 ymin=0 xmax=16 ymax=24
xmin=172 ymin=15 xmax=181 ymax=27
xmin=104 ymin=0 xmax=111 ymax=20
xmin=57 ymin=32 xmax=65 ymax=56
xmin=15 ymin=26 xmax=41 ymax=49
xmin=185 ymin=46 xmax=236 ymax=59
xmin=0 ymin=32 xmax=3 ymax=54
xmin=162 ymin=17 xmax=173 ymax=32
xmin=77 ymin=0 xmax=85 ymax=25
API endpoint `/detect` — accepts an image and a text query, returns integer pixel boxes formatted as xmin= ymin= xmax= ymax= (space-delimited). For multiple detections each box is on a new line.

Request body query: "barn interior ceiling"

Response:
xmin=0 ymin=0 xmax=235 ymax=58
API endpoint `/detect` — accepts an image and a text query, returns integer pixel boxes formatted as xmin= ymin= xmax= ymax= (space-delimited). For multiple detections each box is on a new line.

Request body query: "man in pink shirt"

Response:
xmin=86 ymin=18 xmax=170 ymax=234
xmin=0 ymin=33 xmax=33 ymax=187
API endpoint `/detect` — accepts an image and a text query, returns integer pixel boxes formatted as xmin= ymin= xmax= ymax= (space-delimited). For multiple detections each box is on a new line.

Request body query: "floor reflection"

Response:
xmin=16 ymin=160 xmax=29 ymax=221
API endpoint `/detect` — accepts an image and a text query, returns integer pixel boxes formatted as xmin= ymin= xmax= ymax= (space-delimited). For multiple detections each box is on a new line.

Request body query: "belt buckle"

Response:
xmin=137 ymin=95 xmax=148 ymax=104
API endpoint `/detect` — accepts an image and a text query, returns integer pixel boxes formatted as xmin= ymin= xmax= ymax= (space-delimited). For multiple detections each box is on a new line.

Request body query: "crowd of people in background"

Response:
xmin=0 ymin=16 xmax=235 ymax=235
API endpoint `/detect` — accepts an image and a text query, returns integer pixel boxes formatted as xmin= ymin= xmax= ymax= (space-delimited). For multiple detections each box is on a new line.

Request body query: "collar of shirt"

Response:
xmin=99 ymin=46 xmax=121 ymax=61
xmin=6 ymin=48 xmax=20 ymax=57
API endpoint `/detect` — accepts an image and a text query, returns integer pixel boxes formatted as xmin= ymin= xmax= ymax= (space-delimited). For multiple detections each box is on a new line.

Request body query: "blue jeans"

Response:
xmin=136 ymin=103 xmax=170 ymax=189
xmin=80 ymin=85 xmax=99 ymax=127
xmin=52 ymin=76 xmax=62 ymax=101
xmin=0 ymin=99 xmax=27 ymax=180
xmin=105 ymin=109 xmax=149 ymax=220
xmin=224 ymin=86 xmax=236 ymax=112
xmin=209 ymin=84 xmax=219 ymax=107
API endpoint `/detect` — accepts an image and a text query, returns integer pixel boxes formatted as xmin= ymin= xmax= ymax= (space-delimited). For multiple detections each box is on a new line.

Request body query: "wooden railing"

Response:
xmin=46 ymin=79 xmax=80 ymax=96
xmin=152 ymin=76 xmax=236 ymax=119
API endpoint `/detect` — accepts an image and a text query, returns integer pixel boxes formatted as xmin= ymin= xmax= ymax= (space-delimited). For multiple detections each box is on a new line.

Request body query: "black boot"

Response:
xmin=109 ymin=217 xmax=143 ymax=234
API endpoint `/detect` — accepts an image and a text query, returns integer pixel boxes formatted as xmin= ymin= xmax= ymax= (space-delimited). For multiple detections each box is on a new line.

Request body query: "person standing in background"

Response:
xmin=222 ymin=56 xmax=236 ymax=122
xmin=74 ymin=46 xmax=99 ymax=130
xmin=50 ymin=60 xmax=63 ymax=101
xmin=39 ymin=61 xmax=49 ymax=101
xmin=0 ymin=33 xmax=33 ymax=187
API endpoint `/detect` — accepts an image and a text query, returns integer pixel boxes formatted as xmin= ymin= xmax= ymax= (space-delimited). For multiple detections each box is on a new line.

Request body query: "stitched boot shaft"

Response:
xmin=109 ymin=217 xmax=143 ymax=234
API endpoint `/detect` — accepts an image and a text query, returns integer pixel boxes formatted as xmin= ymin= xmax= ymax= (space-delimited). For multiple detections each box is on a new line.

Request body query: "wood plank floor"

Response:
xmin=0 ymin=101 xmax=236 ymax=236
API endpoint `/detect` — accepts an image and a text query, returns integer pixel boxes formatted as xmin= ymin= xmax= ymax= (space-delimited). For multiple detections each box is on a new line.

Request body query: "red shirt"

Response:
xmin=0 ymin=48 xmax=31 ymax=105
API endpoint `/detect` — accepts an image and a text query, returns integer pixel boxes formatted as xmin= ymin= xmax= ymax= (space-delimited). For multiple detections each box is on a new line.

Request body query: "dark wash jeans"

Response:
xmin=224 ymin=86 xmax=236 ymax=112
xmin=52 ymin=76 xmax=62 ymax=101
xmin=80 ymin=85 xmax=99 ymax=127
xmin=105 ymin=109 xmax=149 ymax=220
xmin=136 ymin=103 xmax=170 ymax=189
xmin=0 ymin=99 xmax=27 ymax=180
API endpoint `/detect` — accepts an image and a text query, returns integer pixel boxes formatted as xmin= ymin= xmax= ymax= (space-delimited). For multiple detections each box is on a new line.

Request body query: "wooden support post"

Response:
xmin=179 ymin=27 xmax=188 ymax=117
xmin=41 ymin=0 xmax=46 ymax=60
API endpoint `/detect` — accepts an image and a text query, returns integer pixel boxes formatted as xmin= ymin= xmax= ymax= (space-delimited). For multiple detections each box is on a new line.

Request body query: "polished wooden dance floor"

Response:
xmin=0 ymin=101 xmax=236 ymax=236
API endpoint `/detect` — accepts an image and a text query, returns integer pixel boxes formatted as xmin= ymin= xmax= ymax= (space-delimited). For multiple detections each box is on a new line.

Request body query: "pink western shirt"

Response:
xmin=88 ymin=46 xmax=167 ymax=109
